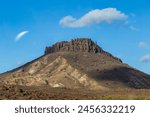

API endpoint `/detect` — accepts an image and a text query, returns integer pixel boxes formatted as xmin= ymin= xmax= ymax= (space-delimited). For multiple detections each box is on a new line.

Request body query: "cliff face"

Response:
xmin=45 ymin=38 xmax=103 ymax=54
xmin=45 ymin=38 xmax=122 ymax=63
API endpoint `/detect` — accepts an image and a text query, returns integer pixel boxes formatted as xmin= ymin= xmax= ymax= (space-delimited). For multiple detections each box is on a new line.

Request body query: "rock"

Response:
xmin=45 ymin=38 xmax=122 ymax=63
xmin=45 ymin=38 xmax=102 ymax=54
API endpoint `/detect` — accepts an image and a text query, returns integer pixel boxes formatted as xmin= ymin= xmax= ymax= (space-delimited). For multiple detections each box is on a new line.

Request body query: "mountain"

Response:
xmin=0 ymin=38 xmax=150 ymax=91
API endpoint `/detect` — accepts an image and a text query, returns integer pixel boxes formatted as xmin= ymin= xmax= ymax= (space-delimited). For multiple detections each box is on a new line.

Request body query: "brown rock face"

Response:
xmin=45 ymin=38 xmax=102 ymax=54
xmin=45 ymin=38 xmax=122 ymax=63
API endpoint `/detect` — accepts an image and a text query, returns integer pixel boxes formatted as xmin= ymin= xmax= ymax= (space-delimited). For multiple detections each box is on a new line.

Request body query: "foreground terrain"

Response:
xmin=0 ymin=85 xmax=150 ymax=100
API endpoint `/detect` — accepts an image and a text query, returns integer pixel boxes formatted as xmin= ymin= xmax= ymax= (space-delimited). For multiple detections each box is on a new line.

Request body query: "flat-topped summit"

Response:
xmin=45 ymin=38 xmax=122 ymax=63
xmin=45 ymin=38 xmax=103 ymax=54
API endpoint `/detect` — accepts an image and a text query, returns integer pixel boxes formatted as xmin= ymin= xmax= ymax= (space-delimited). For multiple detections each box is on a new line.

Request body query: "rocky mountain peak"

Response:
xmin=44 ymin=38 xmax=122 ymax=63
xmin=44 ymin=38 xmax=103 ymax=54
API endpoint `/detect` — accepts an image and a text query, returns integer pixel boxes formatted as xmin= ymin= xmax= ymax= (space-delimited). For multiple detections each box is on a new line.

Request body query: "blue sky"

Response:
xmin=0 ymin=0 xmax=150 ymax=74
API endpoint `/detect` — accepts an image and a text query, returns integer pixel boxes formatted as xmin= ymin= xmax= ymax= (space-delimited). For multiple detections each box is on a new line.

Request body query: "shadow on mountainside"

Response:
xmin=89 ymin=66 xmax=150 ymax=89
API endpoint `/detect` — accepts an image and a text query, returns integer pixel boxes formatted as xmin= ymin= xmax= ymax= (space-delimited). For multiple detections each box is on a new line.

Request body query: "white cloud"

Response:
xmin=129 ymin=25 xmax=139 ymax=31
xmin=139 ymin=42 xmax=150 ymax=49
xmin=16 ymin=61 xmax=22 ymax=66
xmin=15 ymin=31 xmax=29 ymax=41
xmin=59 ymin=8 xmax=128 ymax=28
xmin=140 ymin=54 xmax=150 ymax=62
xmin=124 ymin=21 xmax=139 ymax=31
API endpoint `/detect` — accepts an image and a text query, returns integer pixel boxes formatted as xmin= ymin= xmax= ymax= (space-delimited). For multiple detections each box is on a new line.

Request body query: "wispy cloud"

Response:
xmin=60 ymin=8 xmax=128 ymax=28
xmin=124 ymin=21 xmax=139 ymax=31
xmin=15 ymin=31 xmax=29 ymax=41
xmin=139 ymin=42 xmax=150 ymax=49
xmin=16 ymin=61 xmax=22 ymax=66
xmin=129 ymin=25 xmax=139 ymax=31
xmin=140 ymin=54 xmax=150 ymax=62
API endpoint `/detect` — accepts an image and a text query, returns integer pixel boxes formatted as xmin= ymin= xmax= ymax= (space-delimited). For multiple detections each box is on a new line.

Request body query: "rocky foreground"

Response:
xmin=0 ymin=85 xmax=150 ymax=100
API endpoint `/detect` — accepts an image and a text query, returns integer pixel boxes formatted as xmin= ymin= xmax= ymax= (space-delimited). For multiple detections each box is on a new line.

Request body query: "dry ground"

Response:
xmin=0 ymin=85 xmax=150 ymax=100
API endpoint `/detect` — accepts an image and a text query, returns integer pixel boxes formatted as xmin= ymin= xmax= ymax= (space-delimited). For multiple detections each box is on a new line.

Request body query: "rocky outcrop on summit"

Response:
xmin=45 ymin=38 xmax=122 ymax=63
xmin=45 ymin=38 xmax=102 ymax=54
